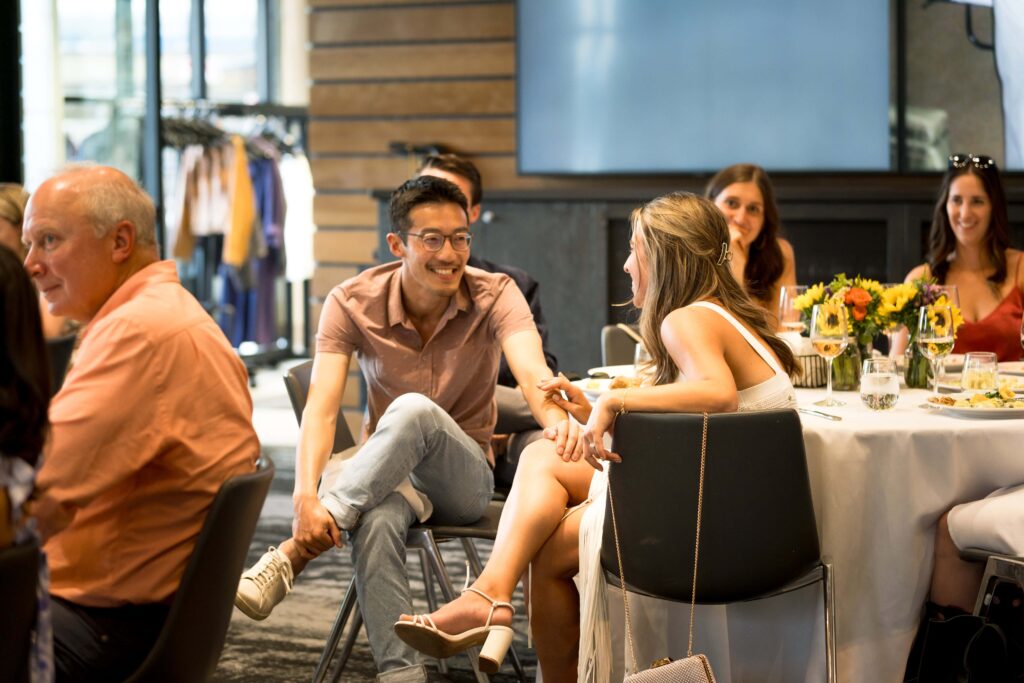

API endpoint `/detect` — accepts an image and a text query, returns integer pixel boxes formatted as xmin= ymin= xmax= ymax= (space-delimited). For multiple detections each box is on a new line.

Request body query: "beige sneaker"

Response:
xmin=235 ymin=546 xmax=294 ymax=620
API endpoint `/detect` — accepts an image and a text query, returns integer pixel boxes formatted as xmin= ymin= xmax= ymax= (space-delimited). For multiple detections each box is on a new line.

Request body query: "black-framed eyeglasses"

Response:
xmin=948 ymin=153 xmax=997 ymax=170
xmin=404 ymin=231 xmax=472 ymax=252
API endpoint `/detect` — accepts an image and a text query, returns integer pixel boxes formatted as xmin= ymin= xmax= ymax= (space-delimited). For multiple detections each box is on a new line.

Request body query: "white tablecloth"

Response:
xmin=602 ymin=387 xmax=1024 ymax=683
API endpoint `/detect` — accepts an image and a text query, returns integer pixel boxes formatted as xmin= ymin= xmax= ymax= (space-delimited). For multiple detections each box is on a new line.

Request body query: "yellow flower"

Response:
xmin=794 ymin=283 xmax=825 ymax=312
xmin=933 ymin=295 xmax=965 ymax=333
xmin=814 ymin=299 xmax=847 ymax=337
xmin=879 ymin=283 xmax=917 ymax=316
xmin=927 ymin=304 xmax=954 ymax=337
xmin=855 ymin=278 xmax=885 ymax=297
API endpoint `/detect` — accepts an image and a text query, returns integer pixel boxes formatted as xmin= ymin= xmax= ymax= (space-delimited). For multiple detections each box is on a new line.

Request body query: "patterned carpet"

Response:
xmin=212 ymin=443 xmax=537 ymax=683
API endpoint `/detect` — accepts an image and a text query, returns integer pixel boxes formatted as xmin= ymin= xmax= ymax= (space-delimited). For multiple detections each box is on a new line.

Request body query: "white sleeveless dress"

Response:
xmin=575 ymin=302 xmax=796 ymax=683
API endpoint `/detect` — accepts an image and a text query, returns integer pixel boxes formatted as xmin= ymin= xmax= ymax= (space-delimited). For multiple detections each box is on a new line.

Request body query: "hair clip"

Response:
xmin=717 ymin=242 xmax=732 ymax=266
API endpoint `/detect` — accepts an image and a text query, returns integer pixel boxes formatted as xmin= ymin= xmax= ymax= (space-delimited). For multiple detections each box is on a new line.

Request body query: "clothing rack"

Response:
xmin=161 ymin=101 xmax=312 ymax=381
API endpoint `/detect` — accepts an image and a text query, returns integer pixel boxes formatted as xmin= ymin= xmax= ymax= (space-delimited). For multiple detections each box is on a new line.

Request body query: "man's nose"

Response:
xmin=23 ymin=246 xmax=43 ymax=277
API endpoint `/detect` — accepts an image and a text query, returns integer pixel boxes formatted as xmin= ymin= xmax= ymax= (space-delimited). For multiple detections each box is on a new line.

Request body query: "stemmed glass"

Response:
xmin=1020 ymin=315 xmax=1023 ymax=357
xmin=917 ymin=304 xmax=955 ymax=403
xmin=810 ymin=303 xmax=849 ymax=407
xmin=777 ymin=285 xmax=808 ymax=334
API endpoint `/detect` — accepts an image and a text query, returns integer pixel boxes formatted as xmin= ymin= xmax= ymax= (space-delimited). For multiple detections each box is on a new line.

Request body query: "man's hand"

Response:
xmin=542 ymin=417 xmax=586 ymax=462
xmin=26 ymin=492 xmax=77 ymax=543
xmin=292 ymin=494 xmax=343 ymax=559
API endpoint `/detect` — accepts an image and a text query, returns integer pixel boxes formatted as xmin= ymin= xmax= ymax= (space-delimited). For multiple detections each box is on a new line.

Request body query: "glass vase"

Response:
xmin=831 ymin=340 xmax=862 ymax=391
xmin=904 ymin=341 xmax=932 ymax=389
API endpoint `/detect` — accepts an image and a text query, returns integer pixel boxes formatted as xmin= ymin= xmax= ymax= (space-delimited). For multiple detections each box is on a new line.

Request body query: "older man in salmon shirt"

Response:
xmin=23 ymin=165 xmax=259 ymax=681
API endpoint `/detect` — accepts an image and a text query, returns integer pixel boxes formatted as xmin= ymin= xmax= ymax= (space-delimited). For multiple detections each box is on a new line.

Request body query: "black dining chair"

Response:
xmin=282 ymin=360 xmax=524 ymax=683
xmin=601 ymin=324 xmax=639 ymax=367
xmin=46 ymin=332 xmax=76 ymax=396
xmin=124 ymin=456 xmax=274 ymax=683
xmin=602 ymin=410 xmax=837 ymax=682
xmin=0 ymin=540 xmax=40 ymax=683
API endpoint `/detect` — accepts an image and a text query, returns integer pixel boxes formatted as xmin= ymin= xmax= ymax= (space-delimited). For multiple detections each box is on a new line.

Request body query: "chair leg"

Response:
xmin=413 ymin=530 xmax=489 ymax=683
xmin=328 ymin=609 xmax=363 ymax=683
xmin=416 ymin=548 xmax=447 ymax=675
xmin=822 ymin=560 xmax=838 ymax=683
xmin=313 ymin=580 xmax=360 ymax=683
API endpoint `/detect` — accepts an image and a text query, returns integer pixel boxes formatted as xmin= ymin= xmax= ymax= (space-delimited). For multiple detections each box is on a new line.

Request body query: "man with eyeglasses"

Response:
xmin=417 ymin=154 xmax=558 ymax=485
xmin=235 ymin=176 xmax=581 ymax=683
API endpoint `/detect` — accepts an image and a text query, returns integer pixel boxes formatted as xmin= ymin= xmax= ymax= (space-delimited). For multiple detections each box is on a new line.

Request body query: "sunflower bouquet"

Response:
xmin=879 ymin=278 xmax=964 ymax=388
xmin=793 ymin=274 xmax=886 ymax=389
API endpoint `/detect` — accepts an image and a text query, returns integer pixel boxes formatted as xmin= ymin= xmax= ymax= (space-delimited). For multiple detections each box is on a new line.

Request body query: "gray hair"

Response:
xmin=51 ymin=163 xmax=158 ymax=247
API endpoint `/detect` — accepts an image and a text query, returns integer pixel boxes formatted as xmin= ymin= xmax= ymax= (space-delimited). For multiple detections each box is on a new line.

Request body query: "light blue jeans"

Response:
xmin=320 ymin=393 xmax=494 ymax=682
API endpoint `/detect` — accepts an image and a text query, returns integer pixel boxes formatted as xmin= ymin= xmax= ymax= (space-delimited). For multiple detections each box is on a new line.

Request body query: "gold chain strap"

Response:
xmin=608 ymin=411 xmax=709 ymax=671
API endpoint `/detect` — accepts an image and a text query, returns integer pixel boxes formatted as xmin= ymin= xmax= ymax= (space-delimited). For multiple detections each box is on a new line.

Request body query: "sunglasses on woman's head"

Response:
xmin=948 ymin=153 xmax=997 ymax=170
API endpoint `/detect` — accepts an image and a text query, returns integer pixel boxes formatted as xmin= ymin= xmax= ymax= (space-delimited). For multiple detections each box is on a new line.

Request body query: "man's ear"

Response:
xmin=468 ymin=204 xmax=481 ymax=225
xmin=386 ymin=232 xmax=406 ymax=259
xmin=110 ymin=220 xmax=136 ymax=264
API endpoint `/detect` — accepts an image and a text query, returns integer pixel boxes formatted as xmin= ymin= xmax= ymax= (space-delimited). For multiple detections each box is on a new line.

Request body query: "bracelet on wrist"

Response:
xmin=619 ymin=387 xmax=630 ymax=415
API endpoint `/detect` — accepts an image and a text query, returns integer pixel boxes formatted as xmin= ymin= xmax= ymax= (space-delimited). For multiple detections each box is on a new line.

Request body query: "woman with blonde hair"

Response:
xmin=394 ymin=192 xmax=797 ymax=682
xmin=0 ymin=183 xmax=30 ymax=257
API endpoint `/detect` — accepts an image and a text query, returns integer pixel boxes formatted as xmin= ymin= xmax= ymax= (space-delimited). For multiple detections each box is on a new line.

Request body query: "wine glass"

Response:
xmin=777 ymin=285 xmax=809 ymax=335
xmin=1020 ymin=315 xmax=1023 ymax=357
xmin=917 ymin=304 xmax=955 ymax=403
xmin=931 ymin=285 xmax=959 ymax=378
xmin=810 ymin=303 xmax=849 ymax=407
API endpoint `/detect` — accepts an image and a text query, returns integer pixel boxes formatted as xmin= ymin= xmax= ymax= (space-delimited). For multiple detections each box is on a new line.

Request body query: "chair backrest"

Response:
xmin=601 ymin=324 xmax=638 ymax=367
xmin=46 ymin=333 xmax=77 ymax=396
xmin=284 ymin=359 xmax=357 ymax=453
xmin=125 ymin=457 xmax=274 ymax=683
xmin=601 ymin=410 xmax=821 ymax=604
xmin=0 ymin=540 xmax=40 ymax=683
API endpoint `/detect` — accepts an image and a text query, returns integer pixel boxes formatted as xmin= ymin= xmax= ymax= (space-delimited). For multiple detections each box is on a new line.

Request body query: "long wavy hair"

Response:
xmin=926 ymin=163 xmax=1010 ymax=288
xmin=632 ymin=192 xmax=797 ymax=386
xmin=705 ymin=164 xmax=785 ymax=305
xmin=0 ymin=246 xmax=50 ymax=466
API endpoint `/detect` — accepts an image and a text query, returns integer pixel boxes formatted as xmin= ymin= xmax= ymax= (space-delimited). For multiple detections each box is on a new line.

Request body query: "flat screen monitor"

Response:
xmin=517 ymin=0 xmax=891 ymax=174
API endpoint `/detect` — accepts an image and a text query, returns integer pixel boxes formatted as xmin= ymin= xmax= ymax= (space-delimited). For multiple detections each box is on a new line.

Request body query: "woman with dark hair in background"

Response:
xmin=0 ymin=244 xmax=50 ymax=546
xmin=902 ymin=154 xmax=1022 ymax=361
xmin=0 ymin=243 xmax=53 ymax=681
xmin=706 ymin=163 xmax=797 ymax=328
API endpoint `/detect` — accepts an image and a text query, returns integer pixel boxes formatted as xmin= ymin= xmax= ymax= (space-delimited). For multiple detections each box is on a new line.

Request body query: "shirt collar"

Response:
xmin=81 ymin=260 xmax=178 ymax=338
xmin=386 ymin=265 xmax=473 ymax=331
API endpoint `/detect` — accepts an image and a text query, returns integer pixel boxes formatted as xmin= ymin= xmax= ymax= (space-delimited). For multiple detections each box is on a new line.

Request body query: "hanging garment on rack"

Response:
xmin=280 ymin=152 xmax=315 ymax=283
xmin=223 ymin=135 xmax=257 ymax=268
xmin=218 ymin=139 xmax=288 ymax=347
xmin=170 ymin=142 xmax=232 ymax=260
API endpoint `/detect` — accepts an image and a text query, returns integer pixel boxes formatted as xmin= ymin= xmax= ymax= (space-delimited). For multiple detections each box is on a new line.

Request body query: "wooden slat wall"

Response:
xmin=308 ymin=0 xmax=523 ymax=424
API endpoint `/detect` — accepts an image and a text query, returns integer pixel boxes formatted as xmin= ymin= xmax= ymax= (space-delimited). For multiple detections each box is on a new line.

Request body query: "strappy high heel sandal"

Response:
xmin=394 ymin=587 xmax=515 ymax=674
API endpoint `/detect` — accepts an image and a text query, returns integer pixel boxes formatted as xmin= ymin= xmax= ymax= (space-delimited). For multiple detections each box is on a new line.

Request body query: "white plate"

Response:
xmin=571 ymin=377 xmax=612 ymax=401
xmin=930 ymin=393 xmax=1024 ymax=419
xmin=938 ymin=374 xmax=1024 ymax=394
xmin=934 ymin=404 xmax=1024 ymax=419
xmin=586 ymin=364 xmax=635 ymax=378
xmin=1000 ymin=361 xmax=1024 ymax=376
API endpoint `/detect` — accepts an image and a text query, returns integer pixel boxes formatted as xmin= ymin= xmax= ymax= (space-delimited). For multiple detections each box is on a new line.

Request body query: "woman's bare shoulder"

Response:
xmin=778 ymin=237 xmax=796 ymax=259
xmin=1009 ymin=248 xmax=1024 ymax=286
xmin=905 ymin=263 xmax=929 ymax=283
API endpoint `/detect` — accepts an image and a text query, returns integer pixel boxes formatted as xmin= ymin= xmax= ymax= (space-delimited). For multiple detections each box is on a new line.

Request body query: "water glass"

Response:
xmin=860 ymin=358 xmax=900 ymax=410
xmin=961 ymin=351 xmax=998 ymax=391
